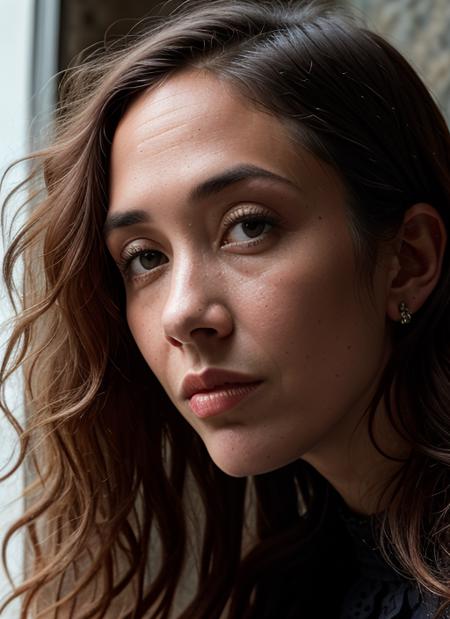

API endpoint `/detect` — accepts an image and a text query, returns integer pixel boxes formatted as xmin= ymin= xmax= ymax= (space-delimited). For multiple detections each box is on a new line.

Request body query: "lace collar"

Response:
xmin=333 ymin=495 xmax=443 ymax=619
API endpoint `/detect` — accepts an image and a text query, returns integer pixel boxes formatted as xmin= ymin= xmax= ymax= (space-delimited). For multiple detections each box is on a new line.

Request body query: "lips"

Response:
xmin=181 ymin=368 xmax=262 ymax=400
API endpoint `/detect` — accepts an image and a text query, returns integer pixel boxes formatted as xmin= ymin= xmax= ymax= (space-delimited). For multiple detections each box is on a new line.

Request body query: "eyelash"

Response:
xmin=117 ymin=206 xmax=280 ymax=281
xmin=222 ymin=205 xmax=279 ymax=246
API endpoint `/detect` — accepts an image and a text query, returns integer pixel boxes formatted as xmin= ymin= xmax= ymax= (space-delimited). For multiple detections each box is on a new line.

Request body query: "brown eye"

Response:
xmin=138 ymin=251 xmax=165 ymax=270
xmin=223 ymin=216 xmax=274 ymax=245
xmin=123 ymin=249 xmax=168 ymax=278
xmin=241 ymin=219 xmax=268 ymax=238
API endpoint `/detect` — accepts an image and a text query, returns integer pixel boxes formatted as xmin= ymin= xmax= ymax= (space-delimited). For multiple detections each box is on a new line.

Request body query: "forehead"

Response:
xmin=113 ymin=68 xmax=288 ymax=147
xmin=108 ymin=69 xmax=343 ymax=214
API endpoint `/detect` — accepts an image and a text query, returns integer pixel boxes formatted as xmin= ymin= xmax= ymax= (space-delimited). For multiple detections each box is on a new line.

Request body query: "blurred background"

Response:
xmin=1 ymin=0 xmax=449 ymax=616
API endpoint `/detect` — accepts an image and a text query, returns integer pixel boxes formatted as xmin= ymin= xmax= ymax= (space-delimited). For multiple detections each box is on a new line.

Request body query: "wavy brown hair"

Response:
xmin=1 ymin=1 xmax=449 ymax=617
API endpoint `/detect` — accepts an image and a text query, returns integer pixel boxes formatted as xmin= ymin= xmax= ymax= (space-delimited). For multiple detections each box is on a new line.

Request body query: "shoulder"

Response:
xmin=340 ymin=578 xmax=449 ymax=619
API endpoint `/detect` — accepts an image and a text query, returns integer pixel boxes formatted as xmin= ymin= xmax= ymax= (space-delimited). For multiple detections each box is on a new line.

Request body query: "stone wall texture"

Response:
xmin=352 ymin=0 xmax=450 ymax=121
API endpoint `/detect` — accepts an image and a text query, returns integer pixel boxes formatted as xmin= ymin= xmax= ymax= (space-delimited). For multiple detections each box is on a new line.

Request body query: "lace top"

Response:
xmin=336 ymin=500 xmax=446 ymax=619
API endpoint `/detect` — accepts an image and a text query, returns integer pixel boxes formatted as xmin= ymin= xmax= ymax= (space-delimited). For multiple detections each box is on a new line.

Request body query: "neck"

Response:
xmin=302 ymin=399 xmax=411 ymax=516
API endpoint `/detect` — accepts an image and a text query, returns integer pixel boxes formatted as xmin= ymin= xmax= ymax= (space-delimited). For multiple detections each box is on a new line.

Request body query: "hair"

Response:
xmin=1 ymin=0 xmax=449 ymax=617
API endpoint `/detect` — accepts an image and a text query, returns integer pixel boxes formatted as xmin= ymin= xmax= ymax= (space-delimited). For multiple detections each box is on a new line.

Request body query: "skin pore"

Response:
xmin=105 ymin=69 xmax=444 ymax=515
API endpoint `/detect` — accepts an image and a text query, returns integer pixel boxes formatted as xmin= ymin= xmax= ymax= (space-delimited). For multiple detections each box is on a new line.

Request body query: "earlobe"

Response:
xmin=386 ymin=203 xmax=447 ymax=323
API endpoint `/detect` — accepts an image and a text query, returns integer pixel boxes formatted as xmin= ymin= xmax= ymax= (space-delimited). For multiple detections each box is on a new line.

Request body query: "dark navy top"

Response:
xmin=248 ymin=485 xmax=447 ymax=619
xmin=336 ymin=498 xmax=447 ymax=619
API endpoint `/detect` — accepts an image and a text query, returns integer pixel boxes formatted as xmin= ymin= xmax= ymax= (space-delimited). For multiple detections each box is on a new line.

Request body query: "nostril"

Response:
xmin=166 ymin=335 xmax=183 ymax=347
xmin=163 ymin=302 xmax=233 ymax=345
xmin=191 ymin=327 xmax=217 ymax=337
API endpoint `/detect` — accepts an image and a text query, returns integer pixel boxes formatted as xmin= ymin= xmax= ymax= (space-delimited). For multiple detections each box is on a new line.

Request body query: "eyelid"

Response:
xmin=221 ymin=203 xmax=281 ymax=229
xmin=220 ymin=203 xmax=282 ymax=247
xmin=118 ymin=242 xmax=150 ymax=267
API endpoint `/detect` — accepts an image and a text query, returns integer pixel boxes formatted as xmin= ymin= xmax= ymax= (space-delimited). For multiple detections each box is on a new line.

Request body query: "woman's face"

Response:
xmin=106 ymin=70 xmax=394 ymax=477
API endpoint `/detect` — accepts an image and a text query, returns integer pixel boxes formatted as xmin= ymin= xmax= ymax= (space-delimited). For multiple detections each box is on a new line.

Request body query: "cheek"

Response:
xmin=126 ymin=301 xmax=164 ymax=369
xmin=244 ymin=244 xmax=387 ymax=396
xmin=244 ymin=242 xmax=354 ymax=340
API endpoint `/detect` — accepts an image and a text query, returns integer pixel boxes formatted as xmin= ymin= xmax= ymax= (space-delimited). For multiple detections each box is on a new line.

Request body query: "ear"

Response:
xmin=386 ymin=203 xmax=447 ymax=323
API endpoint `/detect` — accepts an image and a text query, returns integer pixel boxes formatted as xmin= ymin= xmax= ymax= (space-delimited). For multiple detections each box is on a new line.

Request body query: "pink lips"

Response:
xmin=181 ymin=369 xmax=263 ymax=418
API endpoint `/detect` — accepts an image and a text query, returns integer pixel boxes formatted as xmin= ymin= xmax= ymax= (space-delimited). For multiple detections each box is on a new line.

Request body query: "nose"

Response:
xmin=162 ymin=256 xmax=234 ymax=347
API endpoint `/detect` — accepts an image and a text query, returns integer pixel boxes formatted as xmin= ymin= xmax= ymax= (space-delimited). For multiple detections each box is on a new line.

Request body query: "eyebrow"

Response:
xmin=103 ymin=209 xmax=149 ymax=237
xmin=103 ymin=163 xmax=298 ymax=237
xmin=189 ymin=163 xmax=298 ymax=200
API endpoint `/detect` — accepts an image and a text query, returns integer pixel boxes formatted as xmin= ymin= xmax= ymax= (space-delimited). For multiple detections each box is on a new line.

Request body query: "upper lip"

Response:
xmin=181 ymin=368 xmax=262 ymax=400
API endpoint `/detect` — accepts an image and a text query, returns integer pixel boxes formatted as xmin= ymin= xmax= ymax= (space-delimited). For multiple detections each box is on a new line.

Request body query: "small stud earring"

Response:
xmin=399 ymin=302 xmax=412 ymax=325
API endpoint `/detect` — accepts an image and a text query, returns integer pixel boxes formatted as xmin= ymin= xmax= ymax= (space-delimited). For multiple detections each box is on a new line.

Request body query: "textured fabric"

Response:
xmin=336 ymin=499 xmax=446 ymax=619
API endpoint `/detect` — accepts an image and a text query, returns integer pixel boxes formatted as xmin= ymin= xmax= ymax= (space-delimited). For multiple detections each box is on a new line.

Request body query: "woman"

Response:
xmin=1 ymin=1 xmax=449 ymax=617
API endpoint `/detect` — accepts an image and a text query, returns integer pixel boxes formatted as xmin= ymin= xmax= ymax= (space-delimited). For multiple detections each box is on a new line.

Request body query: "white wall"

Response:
xmin=0 ymin=0 xmax=34 ymax=615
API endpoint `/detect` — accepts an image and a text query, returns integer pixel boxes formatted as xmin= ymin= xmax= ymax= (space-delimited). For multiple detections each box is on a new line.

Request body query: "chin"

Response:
xmin=205 ymin=440 xmax=297 ymax=478
xmin=198 ymin=423 xmax=308 ymax=477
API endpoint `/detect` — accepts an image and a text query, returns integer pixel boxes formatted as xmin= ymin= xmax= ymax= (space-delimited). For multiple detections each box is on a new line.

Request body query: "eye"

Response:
xmin=222 ymin=206 xmax=278 ymax=247
xmin=225 ymin=218 xmax=272 ymax=242
xmin=119 ymin=247 xmax=168 ymax=279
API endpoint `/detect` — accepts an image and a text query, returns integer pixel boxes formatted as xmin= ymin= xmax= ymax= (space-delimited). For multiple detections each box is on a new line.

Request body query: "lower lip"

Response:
xmin=188 ymin=382 xmax=262 ymax=418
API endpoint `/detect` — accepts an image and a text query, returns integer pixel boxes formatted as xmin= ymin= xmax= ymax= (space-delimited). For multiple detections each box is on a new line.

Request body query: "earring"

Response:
xmin=399 ymin=302 xmax=412 ymax=325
